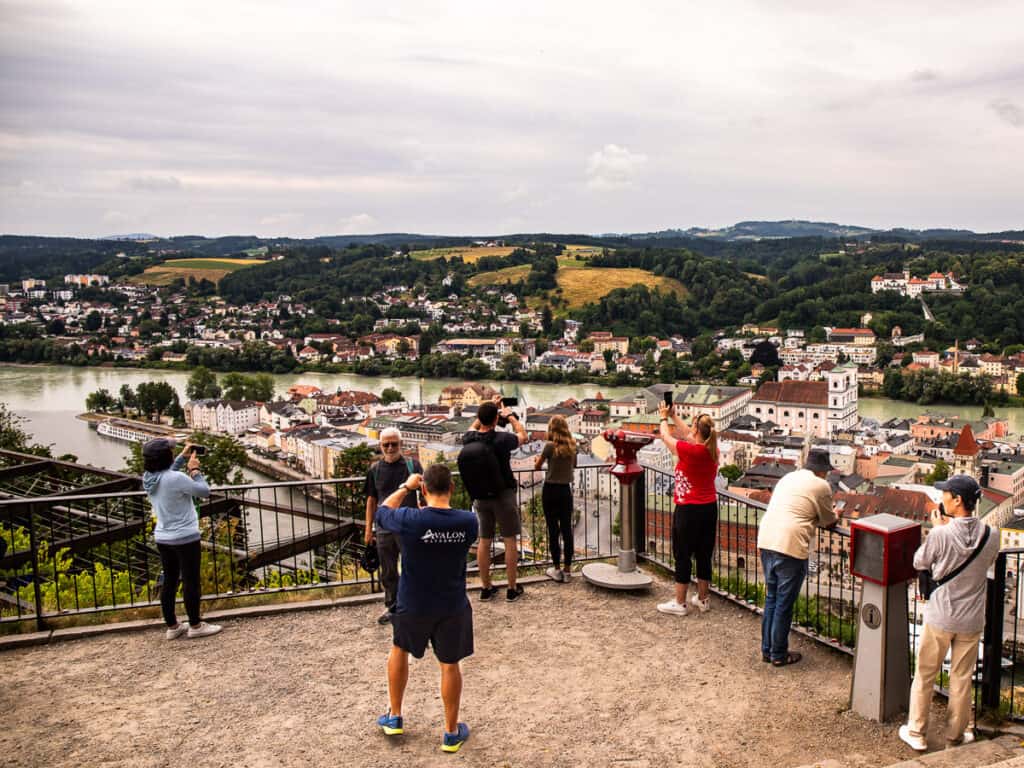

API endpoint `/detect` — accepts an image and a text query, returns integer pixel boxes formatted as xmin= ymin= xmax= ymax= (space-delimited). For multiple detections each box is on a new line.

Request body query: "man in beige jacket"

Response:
xmin=757 ymin=449 xmax=836 ymax=666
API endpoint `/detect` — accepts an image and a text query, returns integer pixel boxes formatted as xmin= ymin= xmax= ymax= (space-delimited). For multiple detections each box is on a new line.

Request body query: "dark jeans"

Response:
xmin=760 ymin=549 xmax=808 ymax=662
xmin=542 ymin=483 xmax=574 ymax=569
xmin=376 ymin=531 xmax=401 ymax=612
xmin=671 ymin=502 xmax=718 ymax=584
xmin=157 ymin=540 xmax=202 ymax=627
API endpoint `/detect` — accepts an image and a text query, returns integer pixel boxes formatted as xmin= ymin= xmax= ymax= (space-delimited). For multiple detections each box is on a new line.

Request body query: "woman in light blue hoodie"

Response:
xmin=143 ymin=438 xmax=221 ymax=640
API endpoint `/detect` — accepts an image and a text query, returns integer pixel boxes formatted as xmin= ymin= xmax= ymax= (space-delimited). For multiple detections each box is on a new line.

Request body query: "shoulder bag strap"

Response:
xmin=935 ymin=526 xmax=991 ymax=588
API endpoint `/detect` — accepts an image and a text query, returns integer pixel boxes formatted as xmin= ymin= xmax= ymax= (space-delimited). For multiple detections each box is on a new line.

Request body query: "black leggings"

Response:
xmin=157 ymin=540 xmax=202 ymax=627
xmin=542 ymin=483 xmax=574 ymax=569
xmin=671 ymin=502 xmax=718 ymax=584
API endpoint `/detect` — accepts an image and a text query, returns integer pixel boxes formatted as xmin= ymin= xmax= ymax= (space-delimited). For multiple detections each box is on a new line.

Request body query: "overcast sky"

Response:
xmin=1 ymin=1 xmax=1022 ymax=238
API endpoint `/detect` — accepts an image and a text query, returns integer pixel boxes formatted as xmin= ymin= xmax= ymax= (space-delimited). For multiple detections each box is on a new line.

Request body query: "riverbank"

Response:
xmin=5 ymin=364 xmax=1024 ymax=473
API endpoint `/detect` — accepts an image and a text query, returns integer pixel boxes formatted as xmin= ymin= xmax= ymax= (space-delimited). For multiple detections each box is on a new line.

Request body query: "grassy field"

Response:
xmin=468 ymin=261 xmax=687 ymax=309
xmin=467 ymin=264 xmax=531 ymax=287
xmin=556 ymin=267 xmax=687 ymax=308
xmin=410 ymin=245 xmax=518 ymax=263
xmin=129 ymin=258 xmax=267 ymax=286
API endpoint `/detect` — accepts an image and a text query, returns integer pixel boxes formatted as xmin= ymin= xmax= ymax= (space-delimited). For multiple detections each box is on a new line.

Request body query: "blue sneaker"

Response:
xmin=377 ymin=712 xmax=403 ymax=736
xmin=441 ymin=722 xmax=470 ymax=753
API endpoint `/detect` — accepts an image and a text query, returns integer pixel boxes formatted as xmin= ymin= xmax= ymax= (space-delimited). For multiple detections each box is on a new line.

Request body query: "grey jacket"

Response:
xmin=913 ymin=516 xmax=999 ymax=634
xmin=143 ymin=454 xmax=210 ymax=545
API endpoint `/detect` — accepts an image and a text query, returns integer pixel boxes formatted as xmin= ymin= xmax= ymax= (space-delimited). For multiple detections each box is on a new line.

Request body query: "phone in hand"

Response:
xmin=190 ymin=445 xmax=207 ymax=456
xmin=663 ymin=391 xmax=673 ymax=408
xmin=501 ymin=396 xmax=519 ymax=407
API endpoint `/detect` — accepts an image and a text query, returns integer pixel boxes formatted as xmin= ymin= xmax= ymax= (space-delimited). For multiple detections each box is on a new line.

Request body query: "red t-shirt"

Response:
xmin=673 ymin=440 xmax=718 ymax=506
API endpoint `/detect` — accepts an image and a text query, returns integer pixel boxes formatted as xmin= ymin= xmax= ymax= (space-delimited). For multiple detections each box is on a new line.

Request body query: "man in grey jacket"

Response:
xmin=899 ymin=475 xmax=999 ymax=752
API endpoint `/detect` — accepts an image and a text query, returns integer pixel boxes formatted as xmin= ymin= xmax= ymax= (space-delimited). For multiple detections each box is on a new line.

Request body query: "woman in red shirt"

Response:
xmin=655 ymin=403 xmax=719 ymax=616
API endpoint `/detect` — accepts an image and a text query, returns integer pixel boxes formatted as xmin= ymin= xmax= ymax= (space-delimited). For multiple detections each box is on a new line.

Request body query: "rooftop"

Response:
xmin=3 ymin=577 xmax=916 ymax=768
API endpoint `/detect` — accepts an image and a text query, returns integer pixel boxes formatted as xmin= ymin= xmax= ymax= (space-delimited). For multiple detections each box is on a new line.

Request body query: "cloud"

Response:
xmin=127 ymin=175 xmax=182 ymax=192
xmin=585 ymin=144 xmax=648 ymax=191
xmin=336 ymin=213 xmax=378 ymax=234
xmin=910 ymin=69 xmax=939 ymax=82
xmin=990 ymin=98 xmax=1024 ymax=128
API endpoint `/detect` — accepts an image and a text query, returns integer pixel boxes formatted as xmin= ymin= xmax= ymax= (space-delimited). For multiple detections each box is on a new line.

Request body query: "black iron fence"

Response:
xmin=642 ymin=465 xmax=1023 ymax=721
xmin=0 ymin=464 xmax=618 ymax=630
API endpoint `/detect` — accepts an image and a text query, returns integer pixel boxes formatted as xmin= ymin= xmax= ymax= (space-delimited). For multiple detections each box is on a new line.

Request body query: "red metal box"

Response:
xmin=849 ymin=513 xmax=921 ymax=586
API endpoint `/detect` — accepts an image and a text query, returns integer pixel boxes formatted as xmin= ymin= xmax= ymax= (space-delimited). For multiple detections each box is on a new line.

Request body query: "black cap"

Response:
xmin=935 ymin=474 xmax=982 ymax=503
xmin=804 ymin=449 xmax=831 ymax=474
xmin=142 ymin=437 xmax=176 ymax=459
xmin=359 ymin=544 xmax=380 ymax=573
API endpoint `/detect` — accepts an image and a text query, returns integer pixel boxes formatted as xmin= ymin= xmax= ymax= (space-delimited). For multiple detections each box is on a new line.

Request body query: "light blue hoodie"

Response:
xmin=143 ymin=454 xmax=211 ymax=545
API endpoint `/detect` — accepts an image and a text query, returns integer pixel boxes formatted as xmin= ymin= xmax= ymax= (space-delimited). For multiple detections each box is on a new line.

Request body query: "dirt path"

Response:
xmin=1 ymin=576 xmax=935 ymax=768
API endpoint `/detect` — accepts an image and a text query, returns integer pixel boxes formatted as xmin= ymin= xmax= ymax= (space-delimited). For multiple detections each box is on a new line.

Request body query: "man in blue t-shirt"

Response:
xmin=374 ymin=464 xmax=478 ymax=754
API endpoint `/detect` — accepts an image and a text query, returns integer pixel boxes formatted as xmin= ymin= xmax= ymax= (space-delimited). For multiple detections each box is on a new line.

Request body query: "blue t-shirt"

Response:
xmin=375 ymin=504 xmax=479 ymax=616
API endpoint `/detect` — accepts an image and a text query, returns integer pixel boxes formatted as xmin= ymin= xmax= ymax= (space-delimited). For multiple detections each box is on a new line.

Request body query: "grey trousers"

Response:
xmin=376 ymin=531 xmax=401 ymax=611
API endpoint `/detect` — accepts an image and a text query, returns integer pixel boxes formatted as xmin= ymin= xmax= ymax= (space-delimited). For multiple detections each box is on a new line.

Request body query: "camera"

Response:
xmin=497 ymin=397 xmax=519 ymax=428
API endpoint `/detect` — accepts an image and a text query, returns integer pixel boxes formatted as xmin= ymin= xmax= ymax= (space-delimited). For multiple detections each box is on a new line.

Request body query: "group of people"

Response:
xmin=142 ymin=392 xmax=1002 ymax=756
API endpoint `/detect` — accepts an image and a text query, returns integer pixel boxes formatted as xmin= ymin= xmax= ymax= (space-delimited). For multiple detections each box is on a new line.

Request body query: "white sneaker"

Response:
xmin=689 ymin=593 xmax=712 ymax=613
xmin=186 ymin=622 xmax=223 ymax=639
xmin=657 ymin=599 xmax=689 ymax=616
xmin=165 ymin=624 xmax=188 ymax=640
xmin=561 ymin=568 xmax=572 ymax=582
xmin=954 ymin=730 xmax=976 ymax=746
xmin=546 ymin=566 xmax=564 ymax=582
xmin=898 ymin=725 xmax=927 ymax=752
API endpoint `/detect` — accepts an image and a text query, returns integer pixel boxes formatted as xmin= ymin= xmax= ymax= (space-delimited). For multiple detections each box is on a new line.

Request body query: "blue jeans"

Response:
xmin=760 ymin=549 xmax=807 ymax=662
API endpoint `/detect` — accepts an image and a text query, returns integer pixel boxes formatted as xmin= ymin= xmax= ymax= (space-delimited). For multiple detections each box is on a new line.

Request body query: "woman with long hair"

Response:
xmin=534 ymin=415 xmax=578 ymax=582
xmin=655 ymin=405 xmax=720 ymax=616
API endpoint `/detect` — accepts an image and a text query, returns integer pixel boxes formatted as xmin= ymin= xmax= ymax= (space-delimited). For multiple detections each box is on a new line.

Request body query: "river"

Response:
xmin=2 ymin=364 xmax=1022 ymax=472
xmin=0 ymin=364 xmax=634 ymax=471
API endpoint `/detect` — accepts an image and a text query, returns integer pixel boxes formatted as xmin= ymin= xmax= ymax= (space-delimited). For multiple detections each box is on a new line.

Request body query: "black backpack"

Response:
xmin=457 ymin=432 xmax=507 ymax=501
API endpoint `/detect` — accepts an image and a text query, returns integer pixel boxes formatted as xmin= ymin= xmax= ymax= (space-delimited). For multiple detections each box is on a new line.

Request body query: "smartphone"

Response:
xmin=663 ymin=391 xmax=673 ymax=408
xmin=190 ymin=445 xmax=207 ymax=456
xmin=501 ymin=396 xmax=519 ymax=407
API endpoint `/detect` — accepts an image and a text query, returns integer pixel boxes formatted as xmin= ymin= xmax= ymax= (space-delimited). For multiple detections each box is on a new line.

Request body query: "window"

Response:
xmin=813 ymin=413 xmax=819 ymax=419
xmin=833 ymin=399 xmax=838 ymax=407
xmin=798 ymin=412 xmax=804 ymax=418
xmin=755 ymin=407 xmax=761 ymax=414
xmin=768 ymin=408 xmax=774 ymax=415
xmin=783 ymin=410 xmax=790 ymax=417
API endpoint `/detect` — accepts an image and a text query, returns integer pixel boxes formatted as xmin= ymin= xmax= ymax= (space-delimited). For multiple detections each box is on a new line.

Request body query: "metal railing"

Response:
xmin=640 ymin=466 xmax=1018 ymax=720
xmin=0 ymin=464 xmax=618 ymax=630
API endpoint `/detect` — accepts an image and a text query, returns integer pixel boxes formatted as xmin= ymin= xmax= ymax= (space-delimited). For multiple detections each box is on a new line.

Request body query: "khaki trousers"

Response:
xmin=907 ymin=623 xmax=981 ymax=743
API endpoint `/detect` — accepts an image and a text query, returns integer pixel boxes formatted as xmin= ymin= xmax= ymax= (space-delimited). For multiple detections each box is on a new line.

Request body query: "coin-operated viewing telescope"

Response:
xmin=582 ymin=429 xmax=654 ymax=591
xmin=849 ymin=513 xmax=921 ymax=721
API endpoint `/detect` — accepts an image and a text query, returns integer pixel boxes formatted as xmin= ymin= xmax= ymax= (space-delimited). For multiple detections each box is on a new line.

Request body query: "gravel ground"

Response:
xmin=1 ymin=575 xmax=946 ymax=768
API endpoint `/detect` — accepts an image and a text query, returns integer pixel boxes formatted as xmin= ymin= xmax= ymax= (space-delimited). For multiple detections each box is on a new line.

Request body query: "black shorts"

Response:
xmin=392 ymin=606 xmax=474 ymax=664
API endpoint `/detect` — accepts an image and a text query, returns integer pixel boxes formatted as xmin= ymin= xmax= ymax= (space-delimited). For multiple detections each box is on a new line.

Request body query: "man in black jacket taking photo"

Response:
xmin=460 ymin=395 xmax=527 ymax=602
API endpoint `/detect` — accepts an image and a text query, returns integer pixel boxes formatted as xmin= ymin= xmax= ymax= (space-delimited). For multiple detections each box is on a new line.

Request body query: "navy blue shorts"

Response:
xmin=392 ymin=605 xmax=474 ymax=664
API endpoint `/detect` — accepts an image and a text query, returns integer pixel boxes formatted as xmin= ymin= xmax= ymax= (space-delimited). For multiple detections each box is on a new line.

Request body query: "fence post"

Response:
xmin=633 ymin=472 xmax=646 ymax=555
xmin=981 ymin=552 xmax=1007 ymax=712
xmin=26 ymin=501 xmax=45 ymax=632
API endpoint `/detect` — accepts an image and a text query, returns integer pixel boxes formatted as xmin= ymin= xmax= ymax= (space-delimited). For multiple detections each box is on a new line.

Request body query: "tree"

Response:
xmin=923 ymin=459 xmax=950 ymax=485
xmin=719 ymin=464 xmax=743 ymax=483
xmin=45 ymin=318 xmax=65 ymax=335
xmin=750 ymin=340 xmax=780 ymax=368
xmin=83 ymin=311 xmax=102 ymax=332
xmin=186 ymin=366 xmax=222 ymax=400
xmin=85 ymin=388 xmax=117 ymax=413
xmin=1018 ymin=372 xmax=1024 ymax=399
xmin=119 ymin=384 xmax=137 ymax=415
xmin=221 ymin=372 xmax=274 ymax=401
xmin=135 ymin=381 xmax=181 ymax=422
xmin=501 ymin=353 xmax=523 ymax=379
xmin=0 ymin=402 xmax=52 ymax=456
xmin=333 ymin=443 xmax=375 ymax=479
xmin=380 ymin=387 xmax=404 ymax=405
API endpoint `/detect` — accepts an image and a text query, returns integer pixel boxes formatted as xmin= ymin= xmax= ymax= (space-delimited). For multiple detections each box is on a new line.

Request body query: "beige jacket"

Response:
xmin=757 ymin=469 xmax=836 ymax=560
